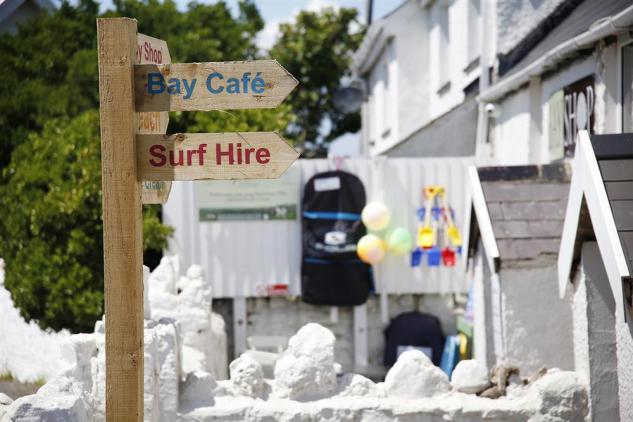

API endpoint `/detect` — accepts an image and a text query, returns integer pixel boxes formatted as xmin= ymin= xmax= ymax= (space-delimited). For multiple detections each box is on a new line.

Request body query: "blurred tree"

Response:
xmin=0 ymin=0 xmax=100 ymax=171
xmin=0 ymin=111 xmax=172 ymax=332
xmin=270 ymin=7 xmax=365 ymax=156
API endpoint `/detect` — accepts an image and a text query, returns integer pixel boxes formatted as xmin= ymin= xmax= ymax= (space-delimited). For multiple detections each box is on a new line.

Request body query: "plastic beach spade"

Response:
xmin=441 ymin=217 xmax=456 ymax=267
xmin=427 ymin=216 xmax=441 ymax=266
xmin=418 ymin=195 xmax=435 ymax=249
xmin=440 ymin=194 xmax=462 ymax=247
xmin=411 ymin=247 xmax=423 ymax=267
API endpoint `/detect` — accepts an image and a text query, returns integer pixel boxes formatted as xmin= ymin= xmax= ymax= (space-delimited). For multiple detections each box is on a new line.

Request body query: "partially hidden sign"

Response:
xmin=137 ymin=33 xmax=172 ymax=204
xmin=137 ymin=132 xmax=299 ymax=181
xmin=134 ymin=60 xmax=298 ymax=111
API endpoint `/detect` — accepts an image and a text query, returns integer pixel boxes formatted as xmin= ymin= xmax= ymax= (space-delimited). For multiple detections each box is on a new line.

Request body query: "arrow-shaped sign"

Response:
xmin=136 ymin=33 xmax=172 ymax=204
xmin=137 ymin=132 xmax=299 ymax=181
xmin=134 ymin=60 xmax=298 ymax=112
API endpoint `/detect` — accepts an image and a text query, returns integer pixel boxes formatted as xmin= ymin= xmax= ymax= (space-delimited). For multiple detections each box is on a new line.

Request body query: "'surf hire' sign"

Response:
xmin=137 ymin=132 xmax=298 ymax=181
xmin=135 ymin=61 xmax=298 ymax=112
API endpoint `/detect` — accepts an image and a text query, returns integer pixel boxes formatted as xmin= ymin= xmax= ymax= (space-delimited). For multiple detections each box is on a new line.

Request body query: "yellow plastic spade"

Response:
xmin=439 ymin=191 xmax=462 ymax=247
xmin=447 ymin=224 xmax=462 ymax=247
xmin=418 ymin=225 xmax=435 ymax=249
xmin=417 ymin=188 xmax=437 ymax=249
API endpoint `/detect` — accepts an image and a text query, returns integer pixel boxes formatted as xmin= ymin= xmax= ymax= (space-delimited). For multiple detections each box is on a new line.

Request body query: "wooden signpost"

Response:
xmin=96 ymin=17 xmax=298 ymax=421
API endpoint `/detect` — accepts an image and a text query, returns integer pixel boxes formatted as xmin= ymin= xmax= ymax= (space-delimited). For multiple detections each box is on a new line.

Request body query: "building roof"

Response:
xmin=465 ymin=163 xmax=571 ymax=271
xmin=499 ymin=0 xmax=632 ymax=78
xmin=480 ymin=2 xmax=633 ymax=103
xmin=558 ymin=130 xmax=632 ymax=323
xmin=351 ymin=0 xmax=412 ymax=75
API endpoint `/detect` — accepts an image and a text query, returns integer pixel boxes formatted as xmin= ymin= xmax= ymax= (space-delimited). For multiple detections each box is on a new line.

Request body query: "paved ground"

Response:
xmin=0 ymin=380 xmax=39 ymax=401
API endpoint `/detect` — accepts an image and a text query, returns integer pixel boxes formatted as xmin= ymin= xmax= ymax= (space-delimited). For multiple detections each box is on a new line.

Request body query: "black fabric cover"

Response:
xmin=301 ymin=170 xmax=372 ymax=306
xmin=383 ymin=311 xmax=445 ymax=367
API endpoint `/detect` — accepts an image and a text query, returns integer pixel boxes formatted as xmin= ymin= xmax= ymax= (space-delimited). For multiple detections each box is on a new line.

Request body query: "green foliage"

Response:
xmin=0 ymin=372 xmax=15 ymax=382
xmin=0 ymin=111 xmax=171 ymax=332
xmin=0 ymin=0 xmax=99 ymax=171
xmin=270 ymin=7 xmax=365 ymax=154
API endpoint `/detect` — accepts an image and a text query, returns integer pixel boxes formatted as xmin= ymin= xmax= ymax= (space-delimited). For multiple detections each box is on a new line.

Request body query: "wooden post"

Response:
xmin=97 ymin=18 xmax=144 ymax=422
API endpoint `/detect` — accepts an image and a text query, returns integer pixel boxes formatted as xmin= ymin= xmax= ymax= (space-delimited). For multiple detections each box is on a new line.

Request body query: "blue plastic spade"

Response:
xmin=427 ymin=246 xmax=441 ymax=266
xmin=411 ymin=248 xmax=423 ymax=267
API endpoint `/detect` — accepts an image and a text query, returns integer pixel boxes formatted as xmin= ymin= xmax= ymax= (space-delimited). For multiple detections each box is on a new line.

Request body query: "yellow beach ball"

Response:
xmin=357 ymin=234 xmax=386 ymax=264
xmin=361 ymin=202 xmax=391 ymax=231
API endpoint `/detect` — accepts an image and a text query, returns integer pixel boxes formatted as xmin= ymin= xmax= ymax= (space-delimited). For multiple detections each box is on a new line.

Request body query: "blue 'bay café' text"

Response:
xmin=146 ymin=72 xmax=266 ymax=99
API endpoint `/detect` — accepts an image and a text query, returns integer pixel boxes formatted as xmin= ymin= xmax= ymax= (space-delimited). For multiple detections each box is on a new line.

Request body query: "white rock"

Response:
xmin=230 ymin=354 xmax=266 ymax=398
xmin=186 ymin=265 xmax=204 ymax=280
xmin=273 ymin=323 xmax=336 ymax=400
xmin=180 ymin=371 xmax=216 ymax=412
xmin=143 ymin=265 xmax=151 ymax=319
xmin=148 ymin=256 xmax=179 ymax=295
xmin=2 ymin=393 xmax=88 ymax=422
xmin=37 ymin=376 xmax=85 ymax=399
xmin=143 ymin=325 xmax=160 ymax=421
xmin=0 ymin=393 xmax=13 ymax=405
xmin=155 ymin=320 xmax=179 ymax=421
xmin=533 ymin=370 xmax=589 ymax=420
xmin=336 ymin=374 xmax=383 ymax=397
xmin=384 ymin=349 xmax=450 ymax=398
xmin=59 ymin=333 xmax=96 ymax=387
xmin=210 ymin=312 xmax=228 ymax=380
xmin=450 ymin=360 xmax=490 ymax=394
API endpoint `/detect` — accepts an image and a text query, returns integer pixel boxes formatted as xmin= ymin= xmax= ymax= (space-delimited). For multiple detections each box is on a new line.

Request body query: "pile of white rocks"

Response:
xmin=0 ymin=258 xmax=589 ymax=421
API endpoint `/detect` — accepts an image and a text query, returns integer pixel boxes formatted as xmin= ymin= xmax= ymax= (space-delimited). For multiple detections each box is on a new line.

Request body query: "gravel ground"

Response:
xmin=0 ymin=380 xmax=39 ymax=401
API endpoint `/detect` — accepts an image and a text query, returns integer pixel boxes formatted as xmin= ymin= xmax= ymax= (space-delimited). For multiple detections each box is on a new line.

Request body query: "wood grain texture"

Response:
xmin=134 ymin=60 xmax=298 ymax=111
xmin=137 ymin=132 xmax=299 ymax=181
xmin=136 ymin=32 xmax=172 ymax=204
xmin=97 ymin=17 xmax=144 ymax=422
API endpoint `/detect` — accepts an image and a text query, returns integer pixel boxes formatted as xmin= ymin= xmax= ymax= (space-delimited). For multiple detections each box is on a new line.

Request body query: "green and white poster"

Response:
xmin=195 ymin=165 xmax=299 ymax=222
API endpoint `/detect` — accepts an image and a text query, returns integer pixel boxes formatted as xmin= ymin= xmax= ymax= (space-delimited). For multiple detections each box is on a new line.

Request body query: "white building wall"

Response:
xmin=364 ymin=0 xmax=429 ymax=155
xmin=482 ymin=32 xmax=631 ymax=166
xmin=616 ymin=318 xmax=633 ymax=421
xmin=498 ymin=259 xmax=574 ymax=374
xmin=492 ymin=89 xmax=531 ymax=164
xmin=163 ymin=157 xmax=472 ymax=299
xmin=358 ymin=0 xmax=481 ymax=156
xmin=394 ymin=1 xmax=430 ymax=144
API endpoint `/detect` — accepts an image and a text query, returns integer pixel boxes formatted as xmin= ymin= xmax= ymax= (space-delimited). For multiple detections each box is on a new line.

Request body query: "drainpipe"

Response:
xmin=475 ymin=0 xmax=496 ymax=161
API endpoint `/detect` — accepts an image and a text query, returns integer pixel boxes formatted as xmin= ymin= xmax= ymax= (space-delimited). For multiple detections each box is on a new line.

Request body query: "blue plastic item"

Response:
xmin=411 ymin=248 xmax=423 ymax=267
xmin=427 ymin=247 xmax=441 ymax=266
xmin=440 ymin=335 xmax=461 ymax=377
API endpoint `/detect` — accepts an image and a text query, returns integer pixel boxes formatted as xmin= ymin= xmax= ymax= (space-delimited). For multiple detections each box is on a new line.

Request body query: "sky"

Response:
xmin=88 ymin=0 xmax=405 ymax=49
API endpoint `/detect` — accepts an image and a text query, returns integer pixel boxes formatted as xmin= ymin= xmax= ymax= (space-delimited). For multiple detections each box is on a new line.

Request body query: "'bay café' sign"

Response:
xmin=97 ymin=18 xmax=298 ymax=421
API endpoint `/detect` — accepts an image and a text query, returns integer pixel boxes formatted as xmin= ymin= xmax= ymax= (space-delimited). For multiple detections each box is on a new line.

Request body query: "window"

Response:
xmin=381 ymin=62 xmax=391 ymax=138
xmin=467 ymin=0 xmax=481 ymax=65
xmin=622 ymin=43 xmax=633 ymax=131
xmin=368 ymin=41 xmax=397 ymax=147
xmin=438 ymin=5 xmax=450 ymax=88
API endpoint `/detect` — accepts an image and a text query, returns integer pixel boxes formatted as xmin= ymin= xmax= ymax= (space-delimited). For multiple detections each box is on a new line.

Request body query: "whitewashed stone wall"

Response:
xmin=0 ymin=258 xmax=71 ymax=382
xmin=0 ymin=259 xmax=590 ymax=422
